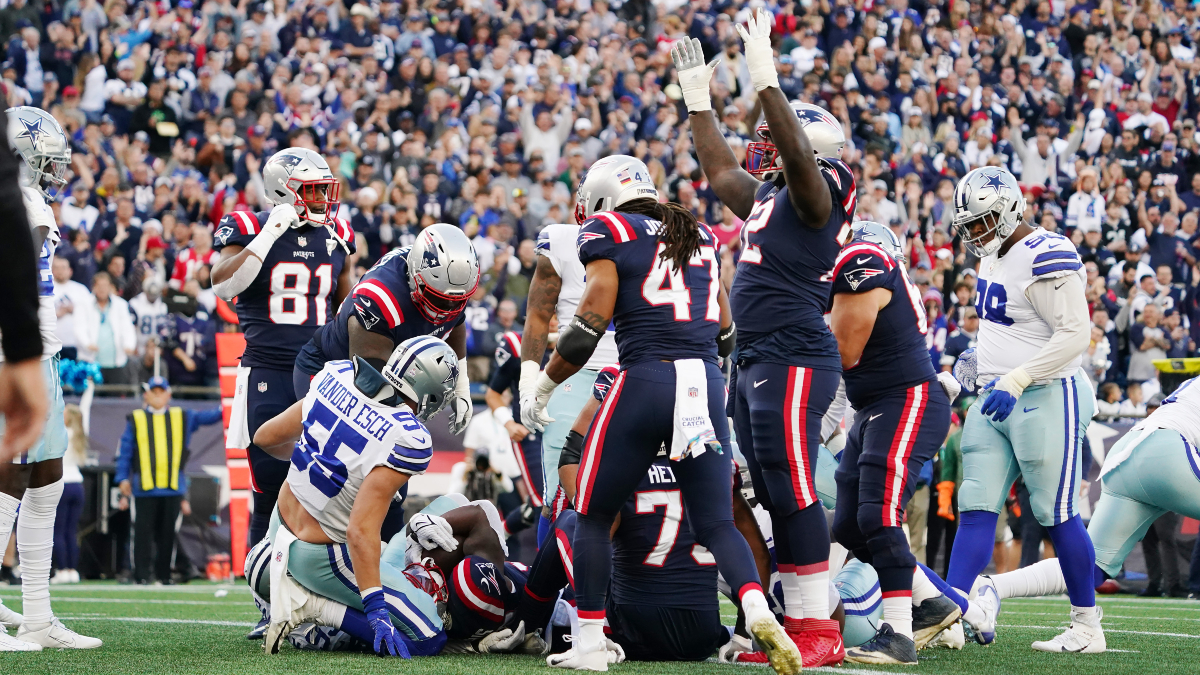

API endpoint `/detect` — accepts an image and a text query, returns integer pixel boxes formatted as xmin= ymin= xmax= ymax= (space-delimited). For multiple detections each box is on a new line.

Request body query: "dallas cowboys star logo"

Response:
xmin=271 ymin=153 xmax=304 ymax=175
xmin=16 ymin=116 xmax=45 ymax=145
xmin=978 ymin=171 xmax=1006 ymax=195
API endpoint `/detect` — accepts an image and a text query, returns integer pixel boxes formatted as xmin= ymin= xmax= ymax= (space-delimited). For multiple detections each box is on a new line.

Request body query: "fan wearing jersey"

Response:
xmin=293 ymin=223 xmax=477 ymax=438
xmin=524 ymin=154 xmax=798 ymax=674
xmin=673 ymin=13 xmax=854 ymax=667
xmin=486 ymin=330 xmax=546 ymax=535
xmin=970 ymin=377 xmax=1200 ymax=642
xmin=826 ymin=223 xmax=954 ymax=664
xmin=248 ymin=337 xmax=461 ymax=657
xmin=518 ymin=223 xmax=618 ymax=544
xmin=211 ymin=148 xmax=356 ymax=555
xmin=0 ymin=106 xmax=101 ymax=651
xmin=946 ymin=167 xmax=1099 ymax=653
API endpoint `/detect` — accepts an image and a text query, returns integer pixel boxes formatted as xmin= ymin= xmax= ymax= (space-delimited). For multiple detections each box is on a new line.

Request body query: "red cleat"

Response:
xmin=733 ymin=651 xmax=771 ymax=664
xmin=787 ymin=617 xmax=845 ymax=668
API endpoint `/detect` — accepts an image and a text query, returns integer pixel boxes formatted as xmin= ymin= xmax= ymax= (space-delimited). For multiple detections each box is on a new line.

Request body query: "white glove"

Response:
xmin=477 ymin=621 xmax=526 ymax=653
xmin=520 ymin=371 xmax=557 ymax=433
xmin=408 ymin=513 xmax=457 ymax=552
xmin=670 ymin=37 xmax=719 ymax=113
xmin=606 ymin=638 xmax=626 ymax=664
xmin=518 ymin=360 xmax=546 ymax=429
xmin=448 ymin=366 xmax=472 ymax=435
xmin=246 ymin=204 xmax=300 ymax=260
xmin=736 ymin=8 xmax=779 ymax=92
xmin=936 ymin=371 xmax=961 ymax=402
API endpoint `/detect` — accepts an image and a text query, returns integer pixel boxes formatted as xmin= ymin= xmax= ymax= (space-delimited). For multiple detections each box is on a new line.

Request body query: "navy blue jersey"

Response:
xmin=488 ymin=331 xmax=549 ymax=434
xmin=611 ymin=459 xmax=718 ymax=611
xmin=576 ymin=212 xmax=722 ymax=368
xmin=213 ymin=210 xmax=355 ymax=370
xmin=296 ymin=247 xmax=465 ymax=375
xmin=158 ymin=309 xmax=215 ymax=387
xmin=827 ymin=242 xmax=935 ymax=408
xmin=730 ymin=158 xmax=857 ymax=370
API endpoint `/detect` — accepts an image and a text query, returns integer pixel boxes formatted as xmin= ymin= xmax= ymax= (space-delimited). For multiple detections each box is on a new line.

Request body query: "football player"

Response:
xmin=673 ymin=11 xmax=855 ymax=667
xmin=0 ymin=106 xmax=101 ymax=650
xmin=946 ymin=167 xmax=1099 ymax=652
xmin=292 ymin=223 xmax=477 ymax=437
xmin=211 ymin=147 xmax=356 ymax=556
xmin=486 ymin=330 xmax=546 ymax=538
xmin=524 ymin=154 xmax=798 ymax=673
xmin=967 ymin=376 xmax=1200 ymax=647
xmin=826 ymin=222 xmax=957 ymax=664
xmin=246 ymin=336 xmax=460 ymax=657
xmin=518 ymin=221 xmax=619 ymax=544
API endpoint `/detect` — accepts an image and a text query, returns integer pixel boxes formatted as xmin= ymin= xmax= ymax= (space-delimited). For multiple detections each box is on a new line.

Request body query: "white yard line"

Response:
xmin=0 ymin=595 xmax=247 ymax=606
xmin=1007 ymin=599 xmax=1200 ymax=611
xmin=57 ymin=616 xmax=255 ymax=627
xmin=1000 ymin=623 xmax=1200 ymax=639
xmin=1004 ymin=610 xmax=1200 ymax=622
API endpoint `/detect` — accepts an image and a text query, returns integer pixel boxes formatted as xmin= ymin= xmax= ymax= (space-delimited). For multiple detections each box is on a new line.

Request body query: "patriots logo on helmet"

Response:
xmin=271 ymin=153 xmax=305 ymax=175
xmin=843 ymin=267 xmax=884 ymax=291
xmin=420 ymin=247 xmax=441 ymax=270
xmin=15 ymin=116 xmax=45 ymax=145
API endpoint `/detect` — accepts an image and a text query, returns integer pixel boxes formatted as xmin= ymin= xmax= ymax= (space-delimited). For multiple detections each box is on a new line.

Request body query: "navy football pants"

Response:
xmin=246 ymin=367 xmax=298 ymax=546
xmin=732 ymin=362 xmax=839 ymax=571
xmin=572 ymin=361 xmax=762 ymax=618
xmin=832 ymin=381 xmax=950 ymax=594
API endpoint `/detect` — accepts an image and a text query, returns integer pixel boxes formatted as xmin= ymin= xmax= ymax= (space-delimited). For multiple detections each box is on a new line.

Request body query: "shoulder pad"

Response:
xmin=583 ymin=212 xmax=639 ymax=244
xmin=536 ymin=228 xmax=553 ymax=256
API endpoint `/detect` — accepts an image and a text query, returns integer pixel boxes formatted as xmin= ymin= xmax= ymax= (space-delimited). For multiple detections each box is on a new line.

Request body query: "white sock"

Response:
xmin=319 ymin=600 xmax=347 ymax=628
xmin=741 ymin=587 xmax=775 ymax=627
xmin=797 ymin=569 xmax=830 ymax=620
xmin=578 ymin=618 xmax=605 ymax=651
xmin=991 ymin=558 xmax=1066 ymax=600
xmin=778 ymin=570 xmax=802 ymax=620
xmin=911 ymin=566 xmax=940 ymax=605
xmin=0 ymin=492 xmax=18 ymax=559
xmin=954 ymin=587 xmax=986 ymax=627
xmin=1071 ymin=605 xmax=1101 ymax=627
xmin=882 ymin=594 xmax=913 ymax=639
xmin=18 ymin=479 xmax=64 ymax=625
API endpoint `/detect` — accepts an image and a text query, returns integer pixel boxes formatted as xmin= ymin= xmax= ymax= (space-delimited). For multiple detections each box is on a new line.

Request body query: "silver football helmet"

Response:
xmin=747 ymin=101 xmax=845 ymax=181
xmin=573 ymin=154 xmax=659 ymax=223
xmin=406 ymin=223 xmax=480 ymax=324
xmin=383 ymin=336 xmax=461 ymax=421
xmin=262 ymin=147 xmax=341 ymax=226
xmin=953 ymin=167 xmax=1025 ymax=257
xmin=6 ymin=106 xmax=70 ymax=197
xmin=850 ymin=221 xmax=906 ymax=264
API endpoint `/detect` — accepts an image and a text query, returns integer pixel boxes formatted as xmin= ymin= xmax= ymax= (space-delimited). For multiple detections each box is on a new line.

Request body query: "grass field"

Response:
xmin=2 ymin=583 xmax=1198 ymax=675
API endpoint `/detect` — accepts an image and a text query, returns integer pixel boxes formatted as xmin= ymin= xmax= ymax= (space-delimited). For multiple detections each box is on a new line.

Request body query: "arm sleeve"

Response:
xmin=0 ymin=131 xmax=42 ymax=362
xmin=115 ymin=421 xmax=135 ymax=484
xmin=1019 ymin=274 xmax=1092 ymax=382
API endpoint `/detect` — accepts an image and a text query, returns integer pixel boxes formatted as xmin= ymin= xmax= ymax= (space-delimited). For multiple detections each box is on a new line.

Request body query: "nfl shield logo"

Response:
xmin=297 ymin=236 xmax=307 ymax=247
xmin=687 ymin=387 xmax=699 ymax=398
xmin=257 ymin=382 xmax=268 ymax=393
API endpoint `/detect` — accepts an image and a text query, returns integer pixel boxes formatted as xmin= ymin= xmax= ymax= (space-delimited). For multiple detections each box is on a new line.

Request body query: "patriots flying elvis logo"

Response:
xmin=271 ymin=153 xmax=304 ymax=175
xmin=843 ymin=267 xmax=884 ymax=291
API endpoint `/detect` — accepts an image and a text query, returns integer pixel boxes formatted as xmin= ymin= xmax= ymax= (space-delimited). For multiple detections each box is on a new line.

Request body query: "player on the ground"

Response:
xmin=247 ymin=336 xmax=460 ymax=657
xmin=518 ymin=222 xmax=618 ymax=543
xmin=946 ymin=167 xmax=1100 ymax=653
xmin=524 ymin=153 xmax=799 ymax=673
xmin=486 ymin=330 xmax=546 ymax=537
xmin=826 ymin=222 xmax=957 ymax=664
xmin=673 ymin=12 xmax=854 ymax=667
xmin=293 ymin=223 xmax=477 ymax=437
xmin=0 ymin=106 xmax=101 ymax=651
xmin=211 ymin=147 xmax=356 ymax=557
xmin=967 ymin=376 xmax=1200 ymax=643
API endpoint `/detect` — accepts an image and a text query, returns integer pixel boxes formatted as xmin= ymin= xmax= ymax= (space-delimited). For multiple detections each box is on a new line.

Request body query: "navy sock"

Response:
xmin=946 ymin=510 xmax=999 ymax=592
xmin=917 ymin=562 xmax=967 ymax=614
xmin=573 ymin=514 xmax=614 ymax=612
xmin=1046 ymin=515 xmax=1096 ymax=607
xmin=1093 ymin=564 xmax=1109 ymax=590
xmin=780 ymin=502 xmax=830 ymax=567
xmin=339 ymin=606 xmax=374 ymax=643
xmin=537 ymin=514 xmax=552 ymax=548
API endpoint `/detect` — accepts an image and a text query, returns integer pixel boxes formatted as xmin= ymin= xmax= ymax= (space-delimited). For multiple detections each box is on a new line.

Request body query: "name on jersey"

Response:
xmin=314 ymin=373 xmax=395 ymax=442
xmin=647 ymin=464 xmax=677 ymax=484
xmin=294 ymin=251 xmax=315 ymax=260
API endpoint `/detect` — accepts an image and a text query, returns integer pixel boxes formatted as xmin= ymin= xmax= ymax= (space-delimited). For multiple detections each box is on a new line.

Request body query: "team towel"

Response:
xmin=671 ymin=359 xmax=721 ymax=461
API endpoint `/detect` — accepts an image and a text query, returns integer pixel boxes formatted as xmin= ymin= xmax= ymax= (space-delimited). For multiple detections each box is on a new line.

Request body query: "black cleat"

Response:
xmin=845 ymin=623 xmax=918 ymax=665
xmin=247 ymin=616 xmax=269 ymax=640
xmin=913 ymin=594 xmax=963 ymax=650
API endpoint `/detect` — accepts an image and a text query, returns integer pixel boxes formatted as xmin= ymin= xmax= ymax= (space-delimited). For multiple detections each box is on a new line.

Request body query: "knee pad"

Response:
xmin=864 ymin=526 xmax=916 ymax=571
xmin=831 ymin=503 xmax=864 ymax=551
xmin=855 ymin=501 xmax=886 ymax=541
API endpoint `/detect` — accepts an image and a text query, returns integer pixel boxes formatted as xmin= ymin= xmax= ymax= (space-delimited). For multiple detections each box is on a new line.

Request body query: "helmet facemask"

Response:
xmin=411 ymin=274 xmax=475 ymax=324
xmin=21 ymin=149 xmax=70 ymax=198
xmin=288 ymin=177 xmax=341 ymax=226
xmin=955 ymin=207 xmax=1010 ymax=257
xmin=746 ymin=126 xmax=783 ymax=182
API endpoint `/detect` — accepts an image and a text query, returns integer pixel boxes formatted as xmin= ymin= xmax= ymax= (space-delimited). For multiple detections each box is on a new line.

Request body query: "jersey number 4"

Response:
xmin=642 ymin=244 xmax=719 ymax=321
xmin=270 ymin=262 xmax=333 ymax=325
xmin=635 ymin=490 xmax=715 ymax=567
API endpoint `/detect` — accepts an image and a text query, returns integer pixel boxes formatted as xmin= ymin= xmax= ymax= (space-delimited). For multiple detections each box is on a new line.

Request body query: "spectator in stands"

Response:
xmin=51 ymin=258 xmax=91 ymax=362
xmin=74 ymin=272 xmax=137 ymax=385
xmin=53 ymin=405 xmax=90 ymax=584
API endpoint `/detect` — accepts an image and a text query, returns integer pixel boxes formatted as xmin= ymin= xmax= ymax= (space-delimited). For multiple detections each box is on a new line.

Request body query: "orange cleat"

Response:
xmin=786 ymin=617 xmax=845 ymax=668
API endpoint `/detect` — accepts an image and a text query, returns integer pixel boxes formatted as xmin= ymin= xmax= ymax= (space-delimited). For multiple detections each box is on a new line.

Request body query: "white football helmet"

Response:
xmin=850 ymin=221 xmax=906 ymax=264
xmin=406 ymin=223 xmax=480 ymax=324
xmin=262 ymin=148 xmax=341 ymax=226
xmin=6 ymin=106 xmax=70 ymax=197
xmin=953 ymin=167 xmax=1025 ymax=257
xmin=382 ymin=336 xmax=461 ymax=421
xmin=747 ymin=102 xmax=845 ymax=181
xmin=573 ymin=155 xmax=659 ymax=223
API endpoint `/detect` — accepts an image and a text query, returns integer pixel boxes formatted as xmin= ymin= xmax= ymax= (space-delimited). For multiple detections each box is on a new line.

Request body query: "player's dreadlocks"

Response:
xmin=619 ymin=198 xmax=703 ymax=271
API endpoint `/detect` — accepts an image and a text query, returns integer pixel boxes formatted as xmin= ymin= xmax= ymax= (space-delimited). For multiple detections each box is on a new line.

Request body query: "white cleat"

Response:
xmin=929 ymin=621 xmax=965 ymax=650
xmin=263 ymin=590 xmax=332 ymax=655
xmin=16 ymin=619 xmax=102 ymax=649
xmin=966 ymin=577 xmax=1000 ymax=644
xmin=547 ymin=638 xmax=611 ymax=671
xmin=0 ymin=631 xmax=42 ymax=651
xmin=1031 ymin=620 xmax=1105 ymax=653
xmin=0 ymin=600 xmax=23 ymax=630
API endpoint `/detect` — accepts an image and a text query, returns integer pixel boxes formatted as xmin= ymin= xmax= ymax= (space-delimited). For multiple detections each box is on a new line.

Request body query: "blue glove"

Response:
xmin=980 ymin=384 xmax=1017 ymax=422
xmin=362 ymin=589 xmax=411 ymax=658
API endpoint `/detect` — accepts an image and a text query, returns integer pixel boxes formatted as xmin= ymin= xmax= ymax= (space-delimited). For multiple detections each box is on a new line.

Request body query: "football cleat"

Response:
xmin=787 ymin=617 xmax=845 ymax=668
xmin=286 ymin=623 xmax=358 ymax=651
xmin=1030 ymin=620 xmax=1105 ymax=654
xmin=247 ymin=617 xmax=269 ymax=640
xmin=0 ymin=600 xmax=23 ymax=630
xmin=912 ymin=594 xmax=962 ymax=650
xmin=967 ymin=577 xmax=1000 ymax=645
xmin=929 ymin=621 xmax=965 ymax=650
xmin=732 ymin=651 xmax=771 ymax=664
xmin=845 ymin=623 xmax=918 ymax=665
xmin=747 ymin=613 xmax=803 ymax=675
xmin=16 ymin=619 xmax=102 ymax=649
xmin=546 ymin=636 xmax=623 ymax=671
xmin=0 ymin=631 xmax=42 ymax=651
xmin=263 ymin=589 xmax=333 ymax=654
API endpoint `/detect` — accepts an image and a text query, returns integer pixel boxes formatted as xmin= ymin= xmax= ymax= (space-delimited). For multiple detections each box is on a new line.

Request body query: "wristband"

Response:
xmin=493 ymin=406 xmax=514 ymax=425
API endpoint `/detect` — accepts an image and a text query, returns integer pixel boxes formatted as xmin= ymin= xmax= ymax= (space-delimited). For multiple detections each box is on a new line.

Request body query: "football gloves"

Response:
xmin=477 ymin=621 xmax=526 ymax=653
xmin=670 ymin=37 xmax=718 ymax=113
xmin=952 ymin=347 xmax=978 ymax=394
xmin=936 ymin=371 xmax=961 ymax=402
xmin=246 ymin=203 xmax=300 ymax=261
xmin=362 ymin=588 xmax=410 ymax=658
xmin=408 ymin=513 xmax=457 ymax=552
xmin=979 ymin=366 xmax=1031 ymax=423
xmin=521 ymin=371 xmax=557 ymax=433
xmin=448 ymin=367 xmax=472 ymax=435
xmin=736 ymin=8 xmax=779 ymax=92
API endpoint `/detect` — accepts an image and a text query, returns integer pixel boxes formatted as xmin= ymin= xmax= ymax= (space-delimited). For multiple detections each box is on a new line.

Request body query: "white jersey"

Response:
xmin=128 ymin=293 xmax=169 ymax=353
xmin=974 ymin=228 xmax=1086 ymax=386
xmin=0 ymin=186 xmax=61 ymax=360
xmin=286 ymin=361 xmax=433 ymax=543
xmin=1134 ymin=377 xmax=1200 ymax=448
xmin=536 ymin=224 xmax=618 ymax=370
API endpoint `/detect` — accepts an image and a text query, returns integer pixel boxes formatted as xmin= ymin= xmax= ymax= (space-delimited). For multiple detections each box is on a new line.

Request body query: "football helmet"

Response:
xmin=262 ymin=148 xmax=341 ymax=226
xmin=573 ymin=154 xmax=659 ymax=223
xmin=352 ymin=336 xmax=460 ymax=420
xmin=850 ymin=221 xmax=906 ymax=264
xmin=406 ymin=224 xmax=480 ymax=324
xmin=6 ymin=106 xmax=70 ymax=197
xmin=953 ymin=167 xmax=1025 ymax=257
xmin=747 ymin=102 xmax=845 ymax=181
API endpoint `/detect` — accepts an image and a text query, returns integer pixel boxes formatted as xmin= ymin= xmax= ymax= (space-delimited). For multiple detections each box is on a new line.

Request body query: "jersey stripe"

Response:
xmin=502 ymin=331 xmax=522 ymax=358
xmin=783 ymin=366 xmax=816 ymax=508
xmin=355 ymin=280 xmax=404 ymax=328
xmin=233 ymin=211 xmax=258 ymax=235
xmin=831 ymin=242 xmax=894 ymax=278
xmin=1032 ymin=261 xmax=1082 ymax=276
xmin=883 ymin=382 xmax=927 ymax=527
xmin=1032 ymin=250 xmax=1079 ymax=265
xmin=577 ymin=370 xmax=626 ymax=515
xmin=336 ymin=217 xmax=353 ymax=242
xmin=594 ymin=212 xmax=635 ymax=243
xmin=453 ymin=562 xmax=504 ymax=619
xmin=511 ymin=441 xmax=544 ymax=507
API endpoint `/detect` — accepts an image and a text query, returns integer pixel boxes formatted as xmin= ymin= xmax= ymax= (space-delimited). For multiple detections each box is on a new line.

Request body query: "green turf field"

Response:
xmin=2 ymin=583 xmax=1198 ymax=675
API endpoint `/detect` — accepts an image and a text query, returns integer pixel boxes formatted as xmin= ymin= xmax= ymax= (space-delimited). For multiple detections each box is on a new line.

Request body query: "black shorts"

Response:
xmin=605 ymin=602 xmax=728 ymax=661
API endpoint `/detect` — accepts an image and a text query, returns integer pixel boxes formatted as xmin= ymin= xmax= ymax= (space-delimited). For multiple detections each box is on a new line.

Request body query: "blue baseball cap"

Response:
xmin=143 ymin=376 xmax=170 ymax=391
